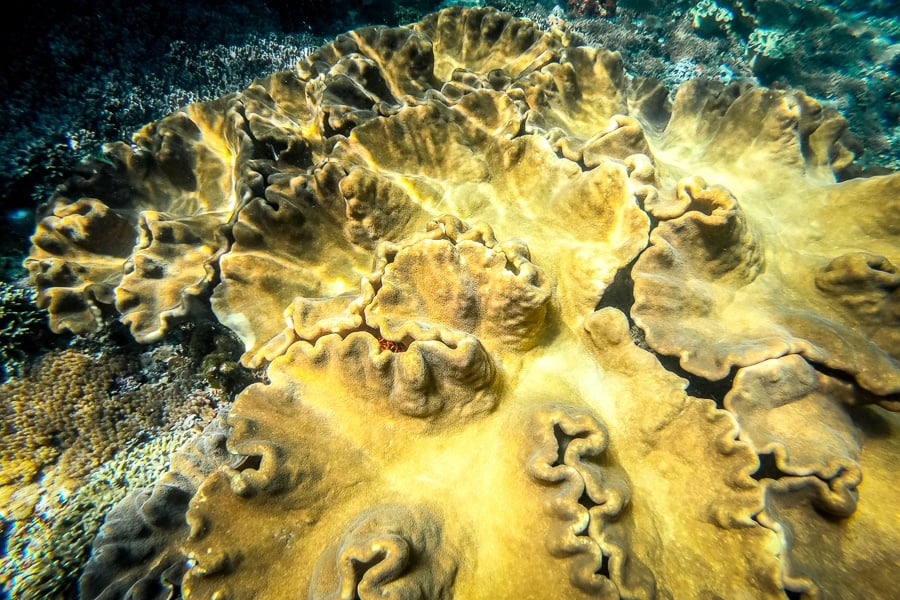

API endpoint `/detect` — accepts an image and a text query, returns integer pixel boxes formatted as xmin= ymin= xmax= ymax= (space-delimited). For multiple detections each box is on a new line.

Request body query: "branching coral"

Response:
xmin=19 ymin=6 xmax=899 ymax=599
xmin=0 ymin=280 xmax=52 ymax=380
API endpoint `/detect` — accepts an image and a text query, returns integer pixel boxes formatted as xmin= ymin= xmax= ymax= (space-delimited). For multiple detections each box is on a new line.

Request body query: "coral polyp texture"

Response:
xmin=20 ymin=6 xmax=898 ymax=599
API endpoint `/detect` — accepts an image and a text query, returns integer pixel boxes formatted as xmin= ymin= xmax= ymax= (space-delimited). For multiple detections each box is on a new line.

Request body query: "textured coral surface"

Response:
xmin=15 ymin=6 xmax=899 ymax=599
xmin=0 ymin=339 xmax=221 ymax=598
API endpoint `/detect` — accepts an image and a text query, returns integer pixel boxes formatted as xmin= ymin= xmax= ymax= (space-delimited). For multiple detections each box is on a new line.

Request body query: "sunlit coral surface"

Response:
xmin=20 ymin=7 xmax=899 ymax=599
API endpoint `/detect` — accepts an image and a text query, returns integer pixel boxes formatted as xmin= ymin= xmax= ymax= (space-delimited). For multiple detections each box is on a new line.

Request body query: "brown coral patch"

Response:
xmin=26 ymin=198 xmax=136 ymax=334
xmin=0 ymin=344 xmax=219 ymax=499
xmin=25 ymin=95 xmax=254 ymax=341
xmin=0 ymin=349 xmax=163 ymax=488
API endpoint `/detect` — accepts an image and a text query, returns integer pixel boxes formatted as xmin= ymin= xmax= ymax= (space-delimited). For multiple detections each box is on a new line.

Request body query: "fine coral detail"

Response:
xmin=309 ymin=504 xmax=459 ymax=599
xmin=525 ymin=406 xmax=639 ymax=597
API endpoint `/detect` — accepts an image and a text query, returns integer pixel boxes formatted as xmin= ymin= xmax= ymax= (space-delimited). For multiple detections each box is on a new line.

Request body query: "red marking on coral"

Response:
xmin=378 ymin=337 xmax=406 ymax=353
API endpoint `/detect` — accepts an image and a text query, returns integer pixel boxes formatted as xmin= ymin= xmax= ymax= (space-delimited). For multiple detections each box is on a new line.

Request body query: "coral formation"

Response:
xmin=0 ymin=343 xmax=220 ymax=490
xmin=80 ymin=414 xmax=236 ymax=600
xmin=630 ymin=173 xmax=900 ymax=395
xmin=0 ymin=428 xmax=196 ymax=599
xmin=0 ymin=280 xmax=53 ymax=381
xmin=0 ymin=349 xmax=164 ymax=488
xmin=690 ymin=0 xmax=734 ymax=37
xmin=0 ymin=338 xmax=221 ymax=597
xmin=17 ymin=6 xmax=899 ymax=599
xmin=553 ymin=0 xmax=899 ymax=172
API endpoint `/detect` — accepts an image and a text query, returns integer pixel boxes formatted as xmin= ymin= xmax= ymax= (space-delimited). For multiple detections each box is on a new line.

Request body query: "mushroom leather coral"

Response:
xmin=20 ymin=6 xmax=897 ymax=599
xmin=26 ymin=97 xmax=254 ymax=342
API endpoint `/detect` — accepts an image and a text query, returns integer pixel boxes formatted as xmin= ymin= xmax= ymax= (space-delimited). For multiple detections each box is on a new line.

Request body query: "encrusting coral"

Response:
xmin=18 ymin=6 xmax=899 ymax=599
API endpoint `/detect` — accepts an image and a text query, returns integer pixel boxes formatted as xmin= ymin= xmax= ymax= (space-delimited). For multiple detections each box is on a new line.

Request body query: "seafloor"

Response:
xmin=0 ymin=0 xmax=898 ymax=598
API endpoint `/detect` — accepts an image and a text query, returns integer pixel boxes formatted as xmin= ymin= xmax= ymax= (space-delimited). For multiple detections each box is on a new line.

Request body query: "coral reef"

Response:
xmin=539 ymin=0 xmax=899 ymax=172
xmin=1 ymin=349 xmax=163 ymax=488
xmin=690 ymin=0 xmax=735 ymax=37
xmin=0 ymin=280 xmax=53 ymax=381
xmin=0 ymin=428 xmax=196 ymax=599
xmin=1 ymin=0 xmax=896 ymax=223
xmin=79 ymin=414 xmax=237 ymax=600
xmin=0 ymin=344 xmax=218 ymax=490
xmin=15 ymin=6 xmax=900 ymax=599
xmin=0 ymin=336 xmax=223 ymax=598
xmin=0 ymin=0 xmax=325 ymax=213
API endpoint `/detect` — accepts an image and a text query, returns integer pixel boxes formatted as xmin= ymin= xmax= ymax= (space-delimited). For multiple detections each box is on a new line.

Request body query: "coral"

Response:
xmin=79 ymin=414 xmax=236 ymax=600
xmin=0 ymin=428 xmax=196 ymax=599
xmin=746 ymin=27 xmax=798 ymax=76
xmin=690 ymin=0 xmax=734 ymax=37
xmin=631 ymin=146 xmax=899 ymax=395
xmin=0 ymin=280 xmax=53 ymax=381
xmin=0 ymin=341 xmax=218 ymax=478
xmin=0 ymin=349 xmax=164 ymax=488
xmin=181 ymin=298 xmax=777 ymax=598
xmin=0 ymin=0 xmax=319 ymax=212
xmin=563 ymin=1 xmax=899 ymax=172
xmin=747 ymin=27 xmax=792 ymax=60
xmin=24 ymin=97 xmax=256 ymax=340
xmin=19 ymin=6 xmax=900 ymax=599
xmin=0 ymin=338 xmax=223 ymax=597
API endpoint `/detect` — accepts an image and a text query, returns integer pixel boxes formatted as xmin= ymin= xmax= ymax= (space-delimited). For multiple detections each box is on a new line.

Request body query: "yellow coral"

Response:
xmin=0 ymin=340 xmax=221 ymax=598
xmin=0 ymin=428 xmax=195 ymax=599
xmin=19 ymin=6 xmax=899 ymax=599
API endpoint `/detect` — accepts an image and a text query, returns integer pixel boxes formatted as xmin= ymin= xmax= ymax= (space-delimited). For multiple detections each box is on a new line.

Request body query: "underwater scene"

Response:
xmin=0 ymin=0 xmax=897 ymax=598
